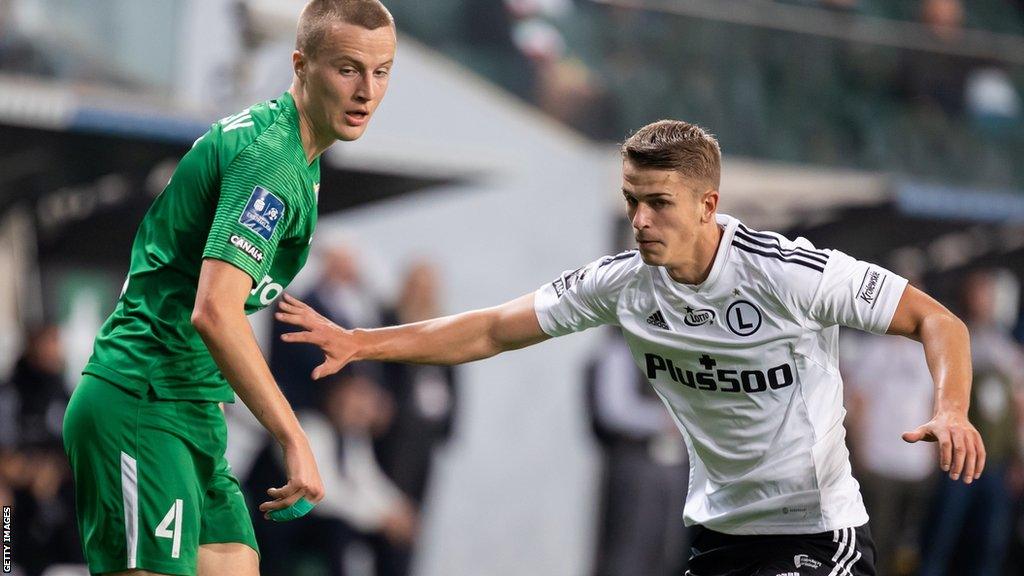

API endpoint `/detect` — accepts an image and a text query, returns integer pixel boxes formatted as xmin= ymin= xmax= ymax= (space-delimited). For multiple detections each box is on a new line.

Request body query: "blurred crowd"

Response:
xmin=5 ymin=0 xmax=1023 ymax=189
xmin=1 ymin=0 xmax=1023 ymax=185
xmin=386 ymin=0 xmax=1024 ymax=189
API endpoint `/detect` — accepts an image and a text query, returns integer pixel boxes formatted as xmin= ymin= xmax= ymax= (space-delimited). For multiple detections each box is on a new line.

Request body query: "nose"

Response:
xmin=354 ymin=72 xmax=375 ymax=103
xmin=631 ymin=204 xmax=650 ymax=230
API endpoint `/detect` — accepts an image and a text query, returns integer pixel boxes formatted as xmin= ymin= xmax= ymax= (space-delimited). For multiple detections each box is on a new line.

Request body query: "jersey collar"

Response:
xmin=656 ymin=213 xmax=739 ymax=295
xmin=277 ymin=91 xmax=320 ymax=173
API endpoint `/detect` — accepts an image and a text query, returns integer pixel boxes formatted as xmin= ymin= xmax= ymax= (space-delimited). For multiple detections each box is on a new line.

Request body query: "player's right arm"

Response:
xmin=277 ymin=251 xmax=637 ymax=379
xmin=276 ymin=292 xmax=548 ymax=379
xmin=192 ymin=260 xmax=324 ymax=514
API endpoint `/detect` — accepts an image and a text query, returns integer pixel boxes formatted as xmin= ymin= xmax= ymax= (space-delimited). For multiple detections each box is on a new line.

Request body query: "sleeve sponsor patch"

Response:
xmin=856 ymin=267 xmax=888 ymax=310
xmin=239 ymin=186 xmax=285 ymax=240
xmin=229 ymin=234 xmax=264 ymax=263
xmin=552 ymin=267 xmax=587 ymax=298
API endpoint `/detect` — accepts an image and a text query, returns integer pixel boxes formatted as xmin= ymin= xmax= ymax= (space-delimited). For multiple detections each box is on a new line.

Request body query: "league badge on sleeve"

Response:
xmin=240 ymin=186 xmax=286 ymax=240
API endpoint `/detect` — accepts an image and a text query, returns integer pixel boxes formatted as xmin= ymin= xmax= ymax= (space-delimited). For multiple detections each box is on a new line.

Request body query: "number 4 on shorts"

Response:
xmin=155 ymin=499 xmax=184 ymax=559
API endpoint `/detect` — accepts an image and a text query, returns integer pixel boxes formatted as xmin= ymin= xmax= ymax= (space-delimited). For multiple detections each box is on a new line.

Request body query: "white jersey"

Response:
xmin=534 ymin=214 xmax=908 ymax=535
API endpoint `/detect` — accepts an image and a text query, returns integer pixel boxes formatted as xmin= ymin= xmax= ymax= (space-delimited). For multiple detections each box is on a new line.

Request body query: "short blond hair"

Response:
xmin=296 ymin=0 xmax=394 ymax=58
xmin=621 ymin=120 xmax=721 ymax=190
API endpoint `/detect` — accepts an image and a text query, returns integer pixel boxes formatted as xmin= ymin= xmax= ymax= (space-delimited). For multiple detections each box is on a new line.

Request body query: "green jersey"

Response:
xmin=84 ymin=92 xmax=319 ymax=402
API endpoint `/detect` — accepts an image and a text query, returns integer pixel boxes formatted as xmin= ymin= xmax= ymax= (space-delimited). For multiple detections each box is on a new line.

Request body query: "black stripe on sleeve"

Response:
xmin=598 ymin=249 xmax=638 ymax=268
xmin=733 ymin=231 xmax=830 ymax=269
xmin=736 ymin=225 xmax=829 ymax=264
xmin=734 ymin=230 xmax=829 ymax=266
xmin=734 ymin=229 xmax=829 ymax=264
xmin=732 ymin=240 xmax=825 ymax=273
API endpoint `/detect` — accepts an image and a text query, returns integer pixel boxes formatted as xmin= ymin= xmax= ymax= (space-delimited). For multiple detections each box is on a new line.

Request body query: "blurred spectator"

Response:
xmin=965 ymin=67 xmax=1022 ymax=132
xmin=9 ymin=325 xmax=68 ymax=449
xmin=460 ymin=0 xmax=537 ymax=101
xmin=893 ymin=0 xmax=1021 ymax=184
xmin=0 ymin=324 xmax=82 ymax=575
xmin=271 ymin=244 xmax=383 ymax=411
xmin=458 ymin=0 xmax=618 ymax=138
xmin=535 ymin=55 xmax=620 ymax=140
xmin=308 ymin=372 xmax=417 ymax=576
xmin=512 ymin=1 xmax=620 ymax=139
xmin=919 ymin=270 xmax=1024 ymax=576
xmin=586 ymin=330 xmax=688 ymax=576
xmin=0 ymin=0 xmax=55 ymax=77
xmin=901 ymin=0 xmax=973 ymax=116
xmin=248 ymin=372 xmax=415 ymax=576
xmin=842 ymin=325 xmax=935 ymax=576
xmin=376 ymin=262 xmax=458 ymax=507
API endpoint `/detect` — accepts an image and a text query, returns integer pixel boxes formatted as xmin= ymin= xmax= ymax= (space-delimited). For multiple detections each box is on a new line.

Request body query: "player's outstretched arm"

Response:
xmin=276 ymin=291 xmax=551 ymax=379
xmin=886 ymin=284 xmax=985 ymax=484
xmin=193 ymin=259 xmax=325 ymax=515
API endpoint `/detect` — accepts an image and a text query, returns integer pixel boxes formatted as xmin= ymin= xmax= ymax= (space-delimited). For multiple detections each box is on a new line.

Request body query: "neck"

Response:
xmin=665 ymin=220 xmax=723 ymax=285
xmin=289 ymin=81 xmax=334 ymax=164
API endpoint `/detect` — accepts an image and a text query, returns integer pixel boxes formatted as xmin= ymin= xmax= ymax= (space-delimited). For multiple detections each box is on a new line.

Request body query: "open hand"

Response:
xmin=903 ymin=410 xmax=986 ymax=484
xmin=276 ymin=293 xmax=356 ymax=379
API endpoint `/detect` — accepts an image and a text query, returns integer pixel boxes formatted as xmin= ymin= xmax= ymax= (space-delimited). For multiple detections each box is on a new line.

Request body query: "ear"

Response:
xmin=700 ymin=188 xmax=719 ymax=222
xmin=292 ymin=50 xmax=307 ymax=81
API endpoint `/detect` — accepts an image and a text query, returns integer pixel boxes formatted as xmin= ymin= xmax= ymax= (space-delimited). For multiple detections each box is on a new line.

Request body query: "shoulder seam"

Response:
xmin=221 ymin=104 xmax=303 ymax=189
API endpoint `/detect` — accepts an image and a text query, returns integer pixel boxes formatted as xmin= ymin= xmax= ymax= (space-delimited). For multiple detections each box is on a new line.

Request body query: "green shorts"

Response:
xmin=63 ymin=374 xmax=258 ymax=575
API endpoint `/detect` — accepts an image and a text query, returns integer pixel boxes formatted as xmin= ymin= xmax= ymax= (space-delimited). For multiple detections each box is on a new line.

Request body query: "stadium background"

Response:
xmin=0 ymin=0 xmax=1022 ymax=575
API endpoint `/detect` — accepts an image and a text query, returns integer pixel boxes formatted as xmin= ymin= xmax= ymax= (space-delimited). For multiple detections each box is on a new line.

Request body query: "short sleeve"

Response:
xmin=203 ymin=146 xmax=298 ymax=283
xmin=808 ymin=250 xmax=909 ymax=334
xmin=534 ymin=251 xmax=638 ymax=337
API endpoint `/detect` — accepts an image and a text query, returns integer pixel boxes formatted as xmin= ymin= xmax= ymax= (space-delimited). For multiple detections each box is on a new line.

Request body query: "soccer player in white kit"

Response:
xmin=276 ymin=120 xmax=985 ymax=575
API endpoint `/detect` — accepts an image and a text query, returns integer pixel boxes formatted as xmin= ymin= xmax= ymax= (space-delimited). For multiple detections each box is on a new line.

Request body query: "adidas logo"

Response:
xmin=646 ymin=310 xmax=669 ymax=330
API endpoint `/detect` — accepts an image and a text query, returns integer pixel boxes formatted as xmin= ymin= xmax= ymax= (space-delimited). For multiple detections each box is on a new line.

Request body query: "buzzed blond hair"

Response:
xmin=622 ymin=120 xmax=722 ymax=190
xmin=296 ymin=0 xmax=394 ymax=58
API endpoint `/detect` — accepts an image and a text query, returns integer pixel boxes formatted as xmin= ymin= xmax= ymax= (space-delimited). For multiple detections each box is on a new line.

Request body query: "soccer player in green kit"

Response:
xmin=61 ymin=2 xmax=396 ymax=574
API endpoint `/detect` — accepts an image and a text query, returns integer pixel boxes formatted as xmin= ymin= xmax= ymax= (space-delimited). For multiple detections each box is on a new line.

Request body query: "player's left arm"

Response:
xmin=886 ymin=284 xmax=985 ymax=484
